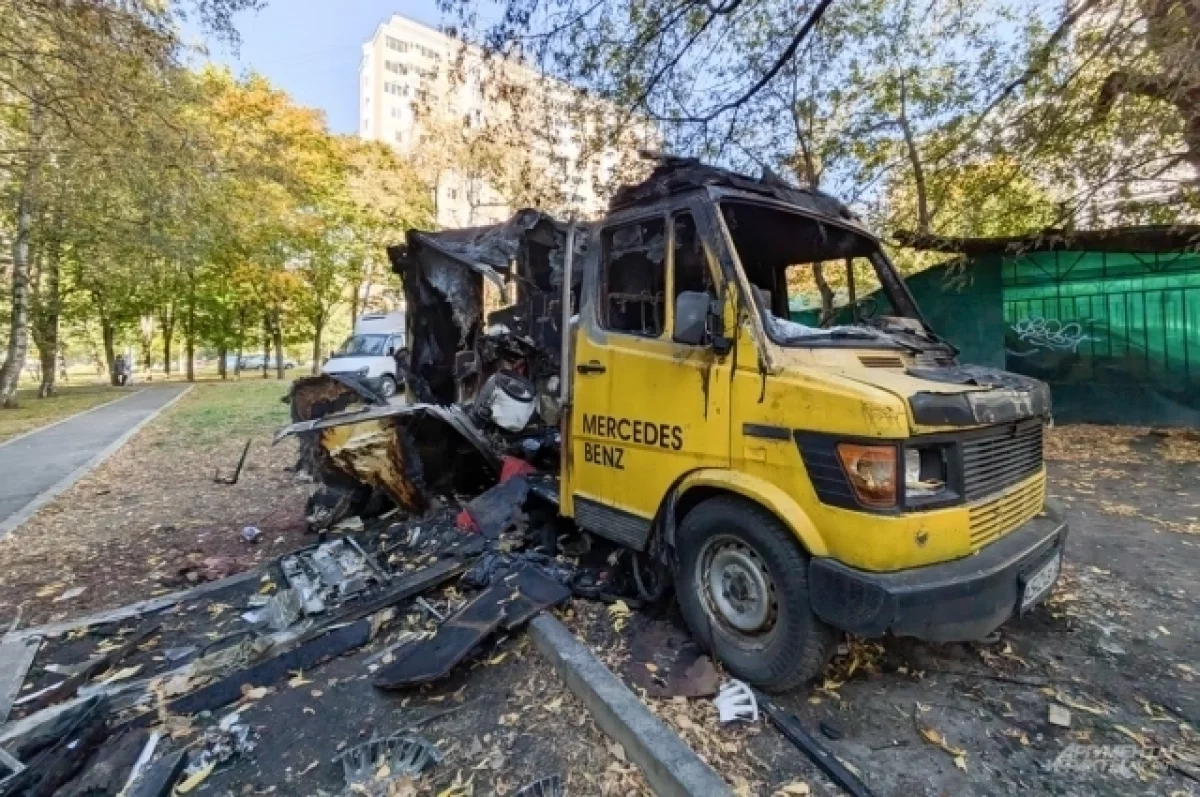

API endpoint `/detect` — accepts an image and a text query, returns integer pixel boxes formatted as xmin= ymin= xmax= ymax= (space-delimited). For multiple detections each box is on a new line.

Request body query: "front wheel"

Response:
xmin=675 ymin=496 xmax=836 ymax=692
xmin=378 ymin=375 xmax=397 ymax=398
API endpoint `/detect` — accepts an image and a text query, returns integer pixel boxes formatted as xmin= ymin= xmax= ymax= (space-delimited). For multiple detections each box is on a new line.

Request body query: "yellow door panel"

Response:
xmin=570 ymin=207 xmax=732 ymax=526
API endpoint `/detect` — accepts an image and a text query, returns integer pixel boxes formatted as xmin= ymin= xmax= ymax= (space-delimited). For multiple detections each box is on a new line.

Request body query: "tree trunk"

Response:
xmin=36 ymin=227 xmax=61 ymax=398
xmin=217 ymin=345 xmax=227 ymax=380
xmin=101 ymin=321 xmax=117 ymax=386
xmin=0 ymin=107 xmax=42 ymax=408
xmin=812 ymin=263 xmax=836 ymax=326
xmin=261 ymin=316 xmax=270 ymax=379
xmin=274 ymin=331 xmax=284 ymax=380
xmin=185 ymin=273 xmax=196 ymax=382
xmin=234 ymin=307 xmax=245 ymax=377
xmin=159 ymin=306 xmax=175 ymax=377
xmin=897 ymin=76 xmax=931 ymax=235
xmin=311 ymin=314 xmax=324 ymax=376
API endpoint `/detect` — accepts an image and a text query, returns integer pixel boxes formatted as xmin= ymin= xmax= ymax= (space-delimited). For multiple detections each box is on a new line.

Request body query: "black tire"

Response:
xmin=675 ymin=496 xmax=837 ymax=692
xmin=378 ymin=375 xmax=397 ymax=398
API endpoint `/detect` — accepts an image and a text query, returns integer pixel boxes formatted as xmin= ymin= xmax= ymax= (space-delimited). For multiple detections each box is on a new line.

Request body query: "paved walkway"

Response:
xmin=0 ymin=386 xmax=189 ymax=536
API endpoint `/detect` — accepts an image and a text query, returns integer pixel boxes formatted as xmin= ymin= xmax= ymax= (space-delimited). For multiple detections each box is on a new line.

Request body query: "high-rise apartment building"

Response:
xmin=359 ymin=14 xmax=654 ymax=228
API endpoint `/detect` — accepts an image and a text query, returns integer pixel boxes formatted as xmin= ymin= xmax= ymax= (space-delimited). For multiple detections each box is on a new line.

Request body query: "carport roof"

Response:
xmin=895 ymin=225 xmax=1200 ymax=256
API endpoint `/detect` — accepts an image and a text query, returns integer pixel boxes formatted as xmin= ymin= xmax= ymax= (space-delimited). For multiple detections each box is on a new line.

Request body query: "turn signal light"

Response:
xmin=836 ymin=444 xmax=897 ymax=507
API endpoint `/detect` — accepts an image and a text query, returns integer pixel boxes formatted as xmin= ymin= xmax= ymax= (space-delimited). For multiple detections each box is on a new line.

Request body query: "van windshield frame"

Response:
xmin=716 ymin=199 xmax=930 ymax=349
xmin=333 ymin=334 xmax=392 ymax=358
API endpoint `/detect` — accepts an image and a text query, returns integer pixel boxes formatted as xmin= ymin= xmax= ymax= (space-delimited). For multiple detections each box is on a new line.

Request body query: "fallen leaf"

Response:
xmin=543 ymin=696 xmax=563 ymax=713
xmin=774 ymin=783 xmax=810 ymax=796
xmin=298 ymin=760 xmax=319 ymax=775
xmin=100 ymin=664 xmax=143 ymax=684
xmin=917 ymin=723 xmax=967 ymax=764
xmin=645 ymin=663 xmax=658 ymax=673
xmin=303 ymin=707 xmax=315 ymax=715
xmin=287 ymin=671 xmax=312 ymax=688
xmin=175 ymin=760 xmax=215 ymax=793
xmin=52 ymin=586 xmax=85 ymax=603
xmin=241 ymin=685 xmax=268 ymax=701
xmin=35 ymin=583 xmax=64 ymax=599
xmin=608 ymin=601 xmax=631 ymax=632
xmin=488 ymin=652 xmax=508 ymax=666
xmin=1055 ymin=691 xmax=1109 ymax=716
xmin=1113 ymin=724 xmax=1148 ymax=747
xmin=436 ymin=770 xmax=474 ymax=797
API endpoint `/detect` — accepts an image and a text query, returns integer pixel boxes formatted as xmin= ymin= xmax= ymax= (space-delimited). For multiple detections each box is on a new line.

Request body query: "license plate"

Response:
xmin=1020 ymin=552 xmax=1061 ymax=612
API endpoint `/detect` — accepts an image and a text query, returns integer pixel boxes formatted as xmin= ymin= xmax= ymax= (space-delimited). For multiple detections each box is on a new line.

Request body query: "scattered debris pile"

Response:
xmin=0 ymin=411 xmax=644 ymax=795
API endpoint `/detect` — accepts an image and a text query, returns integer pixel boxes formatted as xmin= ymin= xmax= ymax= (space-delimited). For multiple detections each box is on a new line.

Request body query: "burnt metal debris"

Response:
xmin=336 ymin=734 xmax=442 ymax=787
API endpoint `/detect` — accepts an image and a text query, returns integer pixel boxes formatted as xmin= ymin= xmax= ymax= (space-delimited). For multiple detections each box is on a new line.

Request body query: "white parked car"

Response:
xmin=322 ymin=311 xmax=406 ymax=398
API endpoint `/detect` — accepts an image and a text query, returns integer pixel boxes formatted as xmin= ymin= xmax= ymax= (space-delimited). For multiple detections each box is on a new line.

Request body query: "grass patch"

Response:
xmin=0 ymin=384 xmax=134 ymax=442
xmin=159 ymin=379 xmax=293 ymax=448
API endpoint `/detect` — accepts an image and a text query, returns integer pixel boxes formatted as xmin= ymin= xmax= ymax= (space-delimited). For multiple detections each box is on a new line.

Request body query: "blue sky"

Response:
xmin=200 ymin=0 xmax=445 ymax=134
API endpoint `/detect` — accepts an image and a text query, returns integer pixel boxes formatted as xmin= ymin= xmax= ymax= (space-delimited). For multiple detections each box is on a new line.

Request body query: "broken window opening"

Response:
xmin=671 ymin=212 xmax=716 ymax=346
xmin=601 ymin=218 xmax=666 ymax=338
xmin=785 ymin=258 xmax=889 ymax=328
xmin=721 ymin=202 xmax=911 ymax=341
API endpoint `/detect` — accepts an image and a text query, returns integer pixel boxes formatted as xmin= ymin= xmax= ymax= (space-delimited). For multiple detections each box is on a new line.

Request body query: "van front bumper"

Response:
xmin=808 ymin=503 xmax=1067 ymax=642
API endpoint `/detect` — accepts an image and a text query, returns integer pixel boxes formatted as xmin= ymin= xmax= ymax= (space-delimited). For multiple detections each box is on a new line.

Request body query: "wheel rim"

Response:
xmin=696 ymin=535 xmax=778 ymax=638
xmin=380 ymin=378 xmax=396 ymax=397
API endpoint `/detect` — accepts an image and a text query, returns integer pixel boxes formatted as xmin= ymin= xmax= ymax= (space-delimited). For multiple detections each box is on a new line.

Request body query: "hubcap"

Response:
xmin=699 ymin=538 xmax=777 ymax=635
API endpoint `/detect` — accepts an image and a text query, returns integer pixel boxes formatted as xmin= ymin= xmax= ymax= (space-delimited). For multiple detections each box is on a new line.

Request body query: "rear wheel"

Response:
xmin=378 ymin=375 xmax=397 ymax=398
xmin=675 ymin=496 xmax=836 ymax=692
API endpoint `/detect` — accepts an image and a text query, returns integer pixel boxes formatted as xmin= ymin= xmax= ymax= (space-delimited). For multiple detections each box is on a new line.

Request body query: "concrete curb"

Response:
xmin=0 ymin=385 xmax=194 ymax=539
xmin=529 ymin=614 xmax=732 ymax=797
xmin=0 ymin=389 xmax=144 ymax=450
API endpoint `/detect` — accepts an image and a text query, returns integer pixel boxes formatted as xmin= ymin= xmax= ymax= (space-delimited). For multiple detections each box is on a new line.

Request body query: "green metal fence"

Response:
xmin=1002 ymin=251 xmax=1200 ymax=425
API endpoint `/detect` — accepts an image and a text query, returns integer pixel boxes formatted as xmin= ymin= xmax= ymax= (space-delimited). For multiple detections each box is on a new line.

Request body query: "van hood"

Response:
xmin=322 ymin=355 xmax=393 ymax=377
xmin=827 ymin=363 xmax=1052 ymax=428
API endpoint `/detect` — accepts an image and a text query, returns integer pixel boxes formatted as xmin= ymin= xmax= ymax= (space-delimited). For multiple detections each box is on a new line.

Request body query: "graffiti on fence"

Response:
xmin=1006 ymin=316 xmax=1099 ymax=358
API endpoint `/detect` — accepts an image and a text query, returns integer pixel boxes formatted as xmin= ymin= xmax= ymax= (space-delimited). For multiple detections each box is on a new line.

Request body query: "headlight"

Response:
xmin=836 ymin=444 xmax=896 ymax=507
xmin=356 ymin=366 xmax=370 ymax=377
xmin=905 ymin=447 xmax=947 ymax=499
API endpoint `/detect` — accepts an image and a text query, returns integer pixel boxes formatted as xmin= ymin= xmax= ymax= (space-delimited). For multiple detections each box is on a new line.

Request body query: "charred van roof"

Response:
xmin=609 ymin=155 xmax=857 ymax=222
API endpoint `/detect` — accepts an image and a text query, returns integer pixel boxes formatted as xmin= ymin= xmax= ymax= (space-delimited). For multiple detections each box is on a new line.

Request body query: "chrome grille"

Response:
xmin=961 ymin=421 xmax=1044 ymax=501
xmin=968 ymin=476 xmax=1045 ymax=548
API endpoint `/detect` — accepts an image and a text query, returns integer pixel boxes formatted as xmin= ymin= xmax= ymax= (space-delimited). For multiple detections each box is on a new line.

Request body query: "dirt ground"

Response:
xmin=568 ymin=425 xmax=1200 ymax=796
xmin=3 ymin=408 xmax=1199 ymax=796
xmin=0 ymin=381 xmax=312 ymax=627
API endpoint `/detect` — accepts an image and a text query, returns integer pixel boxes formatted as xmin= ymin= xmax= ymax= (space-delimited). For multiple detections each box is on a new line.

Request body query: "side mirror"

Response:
xmin=673 ymin=291 xmax=709 ymax=346
xmin=386 ymin=346 xmax=395 ymax=357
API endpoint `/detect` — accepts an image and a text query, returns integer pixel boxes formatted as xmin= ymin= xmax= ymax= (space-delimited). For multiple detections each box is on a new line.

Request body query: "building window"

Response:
xmin=601 ymin=218 xmax=666 ymax=338
xmin=385 ymin=61 xmax=408 ymax=75
xmin=448 ymin=188 xmax=459 ymax=200
xmin=395 ymin=131 xmax=403 ymax=143
xmin=384 ymin=82 xmax=409 ymax=96
xmin=385 ymin=36 xmax=409 ymax=53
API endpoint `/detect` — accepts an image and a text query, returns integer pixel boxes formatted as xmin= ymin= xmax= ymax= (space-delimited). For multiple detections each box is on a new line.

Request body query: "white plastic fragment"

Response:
xmin=713 ymin=679 xmax=758 ymax=724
